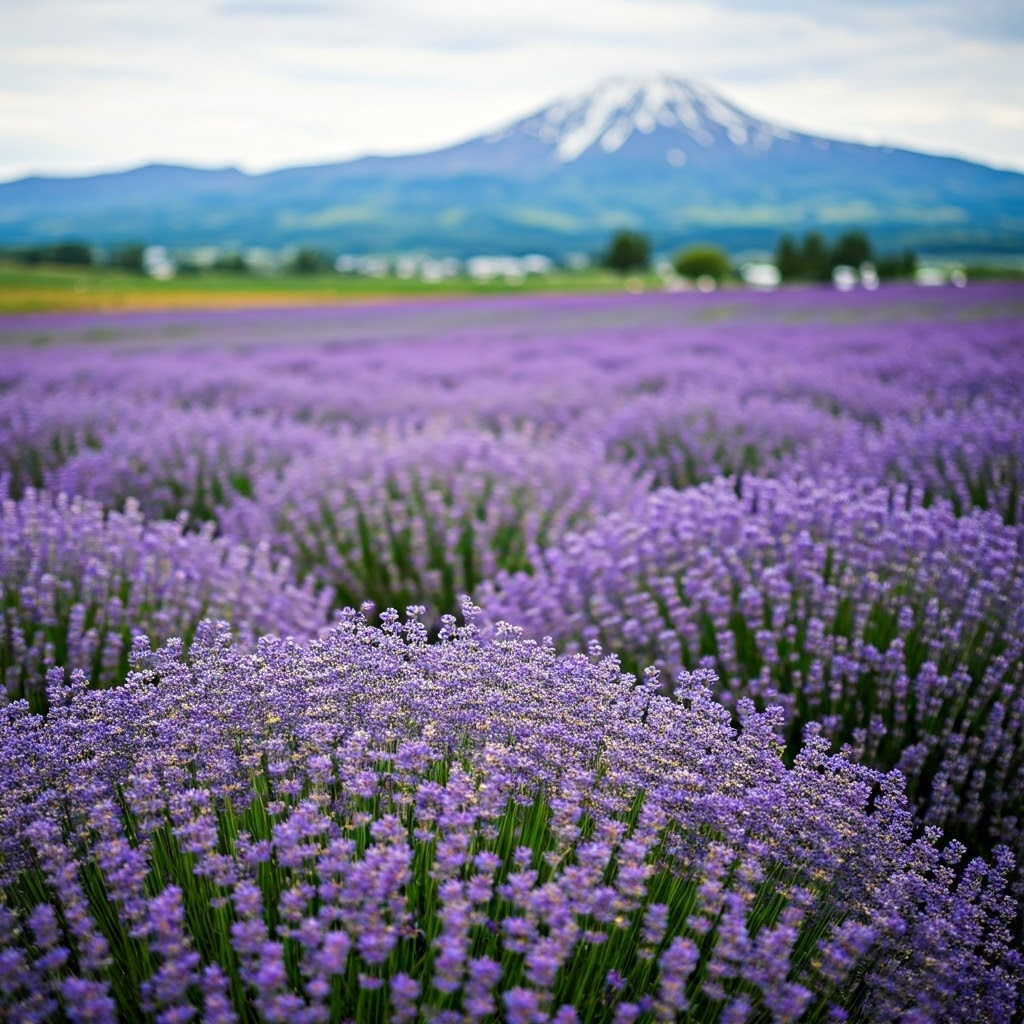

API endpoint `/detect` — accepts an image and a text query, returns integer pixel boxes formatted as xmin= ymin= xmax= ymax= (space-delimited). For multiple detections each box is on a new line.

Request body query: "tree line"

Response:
xmin=0 ymin=242 xmax=333 ymax=275
xmin=774 ymin=230 xmax=916 ymax=281
xmin=2 ymin=241 xmax=126 ymax=268
xmin=4 ymin=232 xmax=923 ymax=284
xmin=601 ymin=229 xmax=918 ymax=282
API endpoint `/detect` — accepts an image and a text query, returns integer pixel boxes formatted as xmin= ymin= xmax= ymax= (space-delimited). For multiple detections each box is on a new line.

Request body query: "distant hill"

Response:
xmin=2 ymin=73 xmax=1023 ymax=258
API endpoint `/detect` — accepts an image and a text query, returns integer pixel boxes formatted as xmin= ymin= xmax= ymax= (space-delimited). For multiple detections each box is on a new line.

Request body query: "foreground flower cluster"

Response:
xmin=481 ymin=478 xmax=1024 ymax=870
xmin=1 ymin=285 xmax=1023 ymax=1019
xmin=1 ymin=612 xmax=1020 ymax=1022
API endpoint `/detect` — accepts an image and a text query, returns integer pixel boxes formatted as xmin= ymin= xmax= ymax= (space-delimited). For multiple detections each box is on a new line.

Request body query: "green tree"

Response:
xmin=774 ymin=234 xmax=802 ymax=279
xmin=112 ymin=244 xmax=145 ymax=272
xmin=800 ymin=232 xmax=831 ymax=281
xmin=673 ymin=244 xmax=731 ymax=281
xmin=602 ymin=230 xmax=651 ymax=273
xmin=831 ymin=230 xmax=873 ymax=268
xmin=876 ymin=248 xmax=917 ymax=280
xmin=214 ymin=252 xmax=249 ymax=273
xmin=13 ymin=242 xmax=93 ymax=266
xmin=49 ymin=241 xmax=94 ymax=266
xmin=288 ymin=247 xmax=329 ymax=274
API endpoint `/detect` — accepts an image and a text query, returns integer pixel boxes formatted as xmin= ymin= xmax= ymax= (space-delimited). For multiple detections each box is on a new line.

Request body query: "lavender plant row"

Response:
xmin=2 ymin=289 xmax=1022 ymax=482
xmin=3 ymin=289 xmax=1021 ymax=431
xmin=480 ymin=477 xmax=1024 ymax=876
xmin=0 ymin=612 xmax=1019 ymax=1022
xmin=49 ymin=407 xmax=329 ymax=526
xmin=805 ymin=401 xmax=1024 ymax=525
xmin=1 ymin=490 xmax=328 ymax=711
xmin=221 ymin=425 xmax=650 ymax=617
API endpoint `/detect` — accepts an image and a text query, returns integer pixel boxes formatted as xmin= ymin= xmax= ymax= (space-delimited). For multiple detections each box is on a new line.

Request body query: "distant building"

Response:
xmin=740 ymin=263 xmax=781 ymax=291
xmin=395 ymin=257 xmax=418 ymax=280
xmin=914 ymin=267 xmax=947 ymax=287
xmin=244 ymin=248 xmax=278 ymax=273
xmin=333 ymin=254 xmax=389 ymax=277
xmin=520 ymin=254 xmax=553 ymax=275
xmin=142 ymin=246 xmax=175 ymax=280
xmin=831 ymin=265 xmax=857 ymax=291
xmin=466 ymin=256 xmax=528 ymax=282
xmin=859 ymin=262 xmax=880 ymax=290
xmin=419 ymin=258 xmax=460 ymax=283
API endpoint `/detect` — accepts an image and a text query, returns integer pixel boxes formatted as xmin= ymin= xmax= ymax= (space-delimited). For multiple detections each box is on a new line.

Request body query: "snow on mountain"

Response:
xmin=486 ymin=74 xmax=793 ymax=163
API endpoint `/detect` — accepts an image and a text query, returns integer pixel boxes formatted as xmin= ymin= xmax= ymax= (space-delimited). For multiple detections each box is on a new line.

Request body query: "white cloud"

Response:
xmin=0 ymin=0 xmax=1022 ymax=180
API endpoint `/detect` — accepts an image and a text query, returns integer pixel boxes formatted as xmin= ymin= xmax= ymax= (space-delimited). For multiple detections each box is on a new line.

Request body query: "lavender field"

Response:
xmin=1 ymin=283 xmax=1023 ymax=1022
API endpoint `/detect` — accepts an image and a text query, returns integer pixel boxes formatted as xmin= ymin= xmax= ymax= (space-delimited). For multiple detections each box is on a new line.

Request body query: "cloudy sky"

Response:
xmin=2 ymin=0 xmax=1022 ymax=182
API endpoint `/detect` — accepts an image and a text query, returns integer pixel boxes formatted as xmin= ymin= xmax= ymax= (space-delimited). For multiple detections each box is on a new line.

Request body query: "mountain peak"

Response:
xmin=487 ymin=73 xmax=793 ymax=163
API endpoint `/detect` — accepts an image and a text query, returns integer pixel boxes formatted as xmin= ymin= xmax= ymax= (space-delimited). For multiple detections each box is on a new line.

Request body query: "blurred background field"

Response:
xmin=0 ymin=260 xmax=648 ymax=314
xmin=3 ymin=248 xmax=1021 ymax=315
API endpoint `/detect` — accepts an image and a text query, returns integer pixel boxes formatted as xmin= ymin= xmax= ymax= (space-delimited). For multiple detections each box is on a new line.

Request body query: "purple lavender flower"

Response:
xmin=220 ymin=423 xmax=648 ymax=620
xmin=1 ymin=285 xmax=1023 ymax=1022
xmin=1 ymin=489 xmax=328 ymax=709
xmin=481 ymin=474 xmax=1024 ymax=884
xmin=0 ymin=610 xmax=1018 ymax=1021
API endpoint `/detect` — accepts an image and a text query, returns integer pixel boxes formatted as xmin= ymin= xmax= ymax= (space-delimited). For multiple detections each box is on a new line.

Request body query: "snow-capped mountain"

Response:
xmin=487 ymin=75 xmax=793 ymax=164
xmin=2 ymin=73 xmax=1023 ymax=257
xmin=378 ymin=74 xmax=807 ymax=179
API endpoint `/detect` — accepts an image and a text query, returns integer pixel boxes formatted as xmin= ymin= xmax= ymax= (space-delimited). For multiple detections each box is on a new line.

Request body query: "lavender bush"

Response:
xmin=1 ymin=490 xmax=328 ymax=711
xmin=0 ymin=391 xmax=139 ymax=499
xmin=805 ymin=402 xmax=1024 ymax=525
xmin=49 ymin=408 xmax=327 ymax=526
xmin=0 ymin=610 xmax=1019 ymax=1023
xmin=586 ymin=394 xmax=841 ymax=490
xmin=223 ymin=425 xmax=648 ymax=620
xmin=480 ymin=476 xmax=1024 ymax=880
